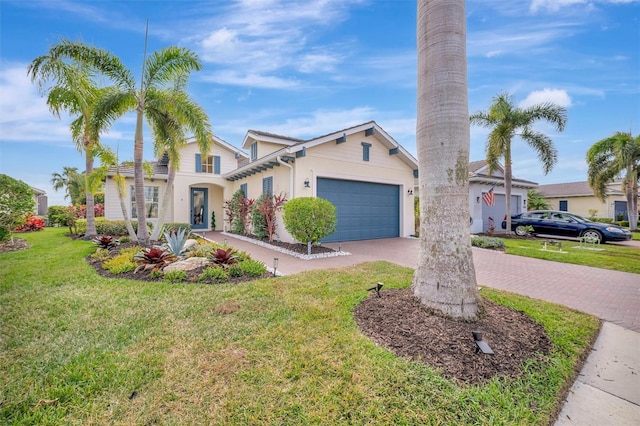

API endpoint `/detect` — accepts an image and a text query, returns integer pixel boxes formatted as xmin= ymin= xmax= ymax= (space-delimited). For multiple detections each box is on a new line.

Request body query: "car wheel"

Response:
xmin=515 ymin=225 xmax=528 ymax=236
xmin=581 ymin=229 xmax=602 ymax=243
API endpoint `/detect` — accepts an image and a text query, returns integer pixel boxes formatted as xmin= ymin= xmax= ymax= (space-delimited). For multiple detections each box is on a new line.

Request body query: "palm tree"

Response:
xmin=149 ymin=79 xmax=212 ymax=241
xmin=587 ymin=132 xmax=639 ymax=230
xmin=28 ymin=57 xmax=105 ymax=238
xmin=470 ymin=93 xmax=567 ymax=233
xmin=526 ymin=189 xmax=551 ymax=211
xmin=411 ymin=0 xmax=482 ymax=320
xmin=50 ymin=166 xmax=82 ymax=204
xmin=45 ymin=39 xmax=211 ymax=246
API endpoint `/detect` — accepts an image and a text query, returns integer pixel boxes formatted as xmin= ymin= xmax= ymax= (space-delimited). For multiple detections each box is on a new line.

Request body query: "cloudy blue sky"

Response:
xmin=1 ymin=0 xmax=638 ymax=206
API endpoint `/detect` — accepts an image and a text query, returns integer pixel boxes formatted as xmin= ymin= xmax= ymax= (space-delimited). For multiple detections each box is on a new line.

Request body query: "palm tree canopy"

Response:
xmin=586 ymin=132 xmax=640 ymax=200
xmin=470 ymin=92 xmax=567 ymax=175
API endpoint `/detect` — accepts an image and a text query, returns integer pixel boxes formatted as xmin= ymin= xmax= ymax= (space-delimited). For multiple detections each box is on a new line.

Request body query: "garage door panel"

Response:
xmin=317 ymin=178 xmax=399 ymax=242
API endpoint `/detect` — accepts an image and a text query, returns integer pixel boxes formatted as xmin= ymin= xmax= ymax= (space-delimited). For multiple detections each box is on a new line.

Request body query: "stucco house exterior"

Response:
xmin=104 ymin=121 xmax=535 ymax=242
xmin=538 ymin=181 xmax=637 ymax=220
xmin=467 ymin=160 xmax=537 ymax=233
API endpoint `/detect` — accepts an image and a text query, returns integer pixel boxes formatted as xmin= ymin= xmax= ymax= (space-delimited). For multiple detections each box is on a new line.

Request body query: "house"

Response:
xmin=538 ymin=181 xmax=636 ymax=220
xmin=104 ymin=121 xmax=534 ymax=242
xmin=30 ymin=186 xmax=47 ymax=216
xmin=467 ymin=161 xmax=537 ymax=233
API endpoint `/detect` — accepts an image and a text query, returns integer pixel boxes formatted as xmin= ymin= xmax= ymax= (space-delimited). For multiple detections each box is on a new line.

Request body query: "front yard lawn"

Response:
xmin=1 ymin=228 xmax=599 ymax=425
xmin=503 ymin=238 xmax=640 ymax=274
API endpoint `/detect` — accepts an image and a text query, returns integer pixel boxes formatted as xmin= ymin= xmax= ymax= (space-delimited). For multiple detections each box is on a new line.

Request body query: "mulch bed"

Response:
xmin=240 ymin=234 xmax=337 ymax=255
xmin=86 ymin=242 xmax=272 ymax=284
xmin=0 ymin=238 xmax=30 ymax=254
xmin=354 ymin=288 xmax=552 ymax=384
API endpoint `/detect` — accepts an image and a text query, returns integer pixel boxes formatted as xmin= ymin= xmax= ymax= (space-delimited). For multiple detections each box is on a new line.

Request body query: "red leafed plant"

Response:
xmin=133 ymin=247 xmax=177 ymax=273
xmin=209 ymin=247 xmax=239 ymax=267
xmin=256 ymin=193 xmax=287 ymax=242
xmin=15 ymin=213 xmax=45 ymax=232
xmin=93 ymin=235 xmax=118 ymax=250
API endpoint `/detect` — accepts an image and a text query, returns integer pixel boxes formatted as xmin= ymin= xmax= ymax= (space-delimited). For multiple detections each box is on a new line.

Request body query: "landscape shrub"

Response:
xmin=0 ymin=227 xmax=9 ymax=242
xmin=161 ymin=223 xmax=192 ymax=235
xmin=164 ymin=270 xmax=187 ymax=283
xmin=0 ymin=174 xmax=35 ymax=242
xmin=251 ymin=194 xmax=269 ymax=240
xmin=102 ymin=246 xmax=139 ymax=274
xmin=76 ymin=218 xmax=146 ymax=236
xmin=14 ymin=214 xmax=45 ymax=232
xmin=237 ymin=259 xmax=267 ymax=277
xmin=198 ymin=266 xmax=229 ymax=283
xmin=283 ymin=197 xmax=336 ymax=246
xmin=471 ymin=236 xmax=505 ymax=250
xmin=47 ymin=205 xmax=68 ymax=226
xmin=228 ymin=263 xmax=244 ymax=278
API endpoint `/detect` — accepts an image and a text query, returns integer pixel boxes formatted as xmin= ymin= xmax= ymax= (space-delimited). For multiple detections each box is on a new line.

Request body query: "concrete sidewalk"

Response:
xmin=555 ymin=322 xmax=640 ymax=425
xmin=203 ymin=232 xmax=640 ymax=424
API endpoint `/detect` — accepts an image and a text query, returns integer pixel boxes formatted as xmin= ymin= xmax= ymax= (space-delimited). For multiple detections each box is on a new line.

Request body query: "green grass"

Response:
xmin=632 ymin=231 xmax=640 ymax=241
xmin=1 ymin=228 xmax=599 ymax=425
xmin=504 ymin=238 xmax=640 ymax=274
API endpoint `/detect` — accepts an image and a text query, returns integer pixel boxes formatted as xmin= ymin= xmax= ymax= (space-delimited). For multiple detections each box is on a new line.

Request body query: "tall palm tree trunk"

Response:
xmin=134 ymin=108 xmax=150 ymax=246
xmin=84 ymin=135 xmax=97 ymax=238
xmin=411 ymin=0 xmax=482 ymax=320
xmin=504 ymin=145 xmax=513 ymax=234
xmin=150 ymin=166 xmax=175 ymax=241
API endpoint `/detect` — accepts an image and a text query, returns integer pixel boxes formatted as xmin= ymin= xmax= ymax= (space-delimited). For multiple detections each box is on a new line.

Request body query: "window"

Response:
xmin=198 ymin=155 xmax=221 ymax=174
xmin=251 ymin=142 xmax=258 ymax=161
xmin=559 ymin=200 xmax=568 ymax=211
xmin=262 ymin=176 xmax=273 ymax=196
xmin=131 ymin=186 xmax=159 ymax=218
xmin=240 ymin=183 xmax=248 ymax=198
xmin=361 ymin=142 xmax=372 ymax=161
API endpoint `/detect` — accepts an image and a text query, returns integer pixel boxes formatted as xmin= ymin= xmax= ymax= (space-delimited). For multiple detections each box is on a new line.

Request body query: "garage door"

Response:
xmin=482 ymin=194 xmax=520 ymax=232
xmin=317 ymin=178 xmax=399 ymax=242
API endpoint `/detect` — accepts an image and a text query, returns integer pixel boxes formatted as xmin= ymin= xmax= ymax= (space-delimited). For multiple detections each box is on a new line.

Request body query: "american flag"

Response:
xmin=482 ymin=187 xmax=495 ymax=206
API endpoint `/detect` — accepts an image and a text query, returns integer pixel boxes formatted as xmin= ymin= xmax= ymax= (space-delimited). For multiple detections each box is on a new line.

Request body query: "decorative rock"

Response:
xmin=183 ymin=239 xmax=199 ymax=251
xmin=163 ymin=257 xmax=209 ymax=273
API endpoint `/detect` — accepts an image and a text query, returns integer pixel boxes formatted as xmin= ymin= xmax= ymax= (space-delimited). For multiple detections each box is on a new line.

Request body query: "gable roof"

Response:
xmin=188 ymin=134 xmax=249 ymax=159
xmin=468 ymin=159 xmax=537 ymax=188
xmin=242 ymin=130 xmax=304 ymax=149
xmin=538 ymin=181 xmax=625 ymax=197
xmin=226 ymin=121 xmax=418 ymax=181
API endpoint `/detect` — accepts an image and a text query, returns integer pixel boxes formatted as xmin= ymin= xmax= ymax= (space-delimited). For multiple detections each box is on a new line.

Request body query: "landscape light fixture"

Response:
xmin=472 ymin=331 xmax=494 ymax=355
xmin=273 ymin=257 xmax=279 ymax=276
xmin=367 ymin=282 xmax=384 ymax=298
xmin=304 ymin=178 xmax=310 ymax=188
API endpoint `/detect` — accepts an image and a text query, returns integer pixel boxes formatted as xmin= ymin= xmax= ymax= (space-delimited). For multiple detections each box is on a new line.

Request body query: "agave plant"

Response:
xmin=93 ymin=235 xmax=118 ymax=250
xmin=163 ymin=227 xmax=189 ymax=256
xmin=133 ymin=247 xmax=177 ymax=273
xmin=209 ymin=247 xmax=238 ymax=267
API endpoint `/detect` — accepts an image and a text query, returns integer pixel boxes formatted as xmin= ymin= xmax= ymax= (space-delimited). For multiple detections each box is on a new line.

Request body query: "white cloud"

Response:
xmin=0 ymin=64 xmax=73 ymax=143
xmin=530 ymin=0 xmax=639 ymax=13
xmin=259 ymin=107 xmax=378 ymax=138
xmin=519 ymin=88 xmax=573 ymax=108
xmin=192 ymin=0 xmax=363 ymax=88
xmin=201 ymin=70 xmax=299 ymax=89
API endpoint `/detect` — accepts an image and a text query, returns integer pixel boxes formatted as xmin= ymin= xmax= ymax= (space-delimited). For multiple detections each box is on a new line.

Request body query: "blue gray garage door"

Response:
xmin=317 ymin=178 xmax=399 ymax=242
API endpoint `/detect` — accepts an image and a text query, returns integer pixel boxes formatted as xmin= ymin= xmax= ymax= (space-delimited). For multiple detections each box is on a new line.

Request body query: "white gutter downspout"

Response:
xmin=276 ymin=156 xmax=294 ymax=198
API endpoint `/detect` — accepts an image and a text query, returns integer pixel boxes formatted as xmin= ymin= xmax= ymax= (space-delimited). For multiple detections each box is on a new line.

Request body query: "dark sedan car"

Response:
xmin=502 ymin=210 xmax=632 ymax=243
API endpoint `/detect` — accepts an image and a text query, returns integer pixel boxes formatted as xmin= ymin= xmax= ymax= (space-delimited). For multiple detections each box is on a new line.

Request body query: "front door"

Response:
xmin=191 ymin=187 xmax=208 ymax=229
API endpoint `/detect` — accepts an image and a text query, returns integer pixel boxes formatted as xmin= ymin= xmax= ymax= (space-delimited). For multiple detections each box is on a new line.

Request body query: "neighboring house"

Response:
xmin=538 ymin=181 xmax=636 ymax=220
xmin=104 ymin=121 xmax=534 ymax=242
xmin=30 ymin=186 xmax=47 ymax=216
xmin=467 ymin=160 xmax=537 ymax=234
